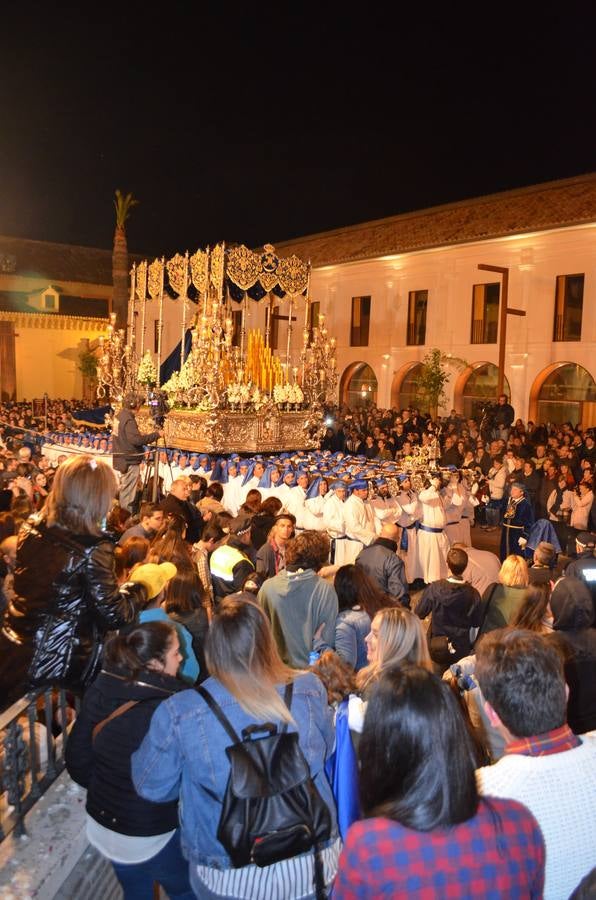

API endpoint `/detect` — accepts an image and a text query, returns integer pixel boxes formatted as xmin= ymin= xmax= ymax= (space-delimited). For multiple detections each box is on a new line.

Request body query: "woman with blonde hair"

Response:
xmin=133 ymin=595 xmax=340 ymax=899
xmin=479 ymin=553 xmax=529 ymax=635
xmin=349 ymin=606 xmax=431 ymax=735
xmin=0 ymin=455 xmax=152 ymax=709
xmin=357 ymin=605 xmax=432 ymax=695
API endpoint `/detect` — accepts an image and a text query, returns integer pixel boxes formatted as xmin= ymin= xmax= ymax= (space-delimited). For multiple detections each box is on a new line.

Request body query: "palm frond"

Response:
xmin=114 ymin=189 xmax=140 ymax=228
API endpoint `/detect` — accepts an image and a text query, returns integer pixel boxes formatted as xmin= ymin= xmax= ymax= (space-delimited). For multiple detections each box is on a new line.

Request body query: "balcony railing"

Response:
xmin=0 ymin=688 xmax=78 ymax=840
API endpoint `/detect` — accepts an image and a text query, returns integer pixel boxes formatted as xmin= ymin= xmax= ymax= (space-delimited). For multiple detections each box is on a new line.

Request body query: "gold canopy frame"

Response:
xmin=98 ymin=242 xmax=338 ymax=452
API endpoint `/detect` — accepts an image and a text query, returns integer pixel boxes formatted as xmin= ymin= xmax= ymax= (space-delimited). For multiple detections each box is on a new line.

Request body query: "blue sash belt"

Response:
xmin=400 ymin=521 xmax=417 ymax=551
xmin=418 ymin=524 xmax=444 ymax=534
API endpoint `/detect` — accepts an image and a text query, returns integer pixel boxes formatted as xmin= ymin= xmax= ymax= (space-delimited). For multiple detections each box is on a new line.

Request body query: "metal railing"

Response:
xmin=0 ymin=688 xmax=78 ymax=840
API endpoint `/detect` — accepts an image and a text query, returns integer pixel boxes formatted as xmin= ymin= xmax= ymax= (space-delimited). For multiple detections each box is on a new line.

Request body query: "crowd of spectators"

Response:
xmin=0 ymin=396 xmax=595 ymax=898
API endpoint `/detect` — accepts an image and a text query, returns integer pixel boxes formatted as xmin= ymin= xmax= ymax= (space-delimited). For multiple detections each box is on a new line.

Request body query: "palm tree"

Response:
xmin=112 ymin=189 xmax=139 ymax=330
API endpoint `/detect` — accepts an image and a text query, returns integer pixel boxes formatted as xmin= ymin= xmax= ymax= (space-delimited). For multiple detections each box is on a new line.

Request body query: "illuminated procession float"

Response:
xmin=96 ymin=243 xmax=338 ymax=452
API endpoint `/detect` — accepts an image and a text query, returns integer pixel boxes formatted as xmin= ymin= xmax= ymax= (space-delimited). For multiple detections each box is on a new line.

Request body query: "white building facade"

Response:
xmin=276 ymin=173 xmax=596 ymax=425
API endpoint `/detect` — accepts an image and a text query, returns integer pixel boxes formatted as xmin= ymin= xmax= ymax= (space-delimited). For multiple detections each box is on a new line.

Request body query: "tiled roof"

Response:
xmin=0 ymin=236 xmax=145 ymax=286
xmin=273 ymin=174 xmax=596 ymax=268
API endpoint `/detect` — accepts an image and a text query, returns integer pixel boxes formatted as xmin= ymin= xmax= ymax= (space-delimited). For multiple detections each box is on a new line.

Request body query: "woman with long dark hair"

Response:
xmin=319 ymin=565 xmax=391 ymax=671
xmin=132 ymin=596 xmax=340 ymax=899
xmin=162 ymin=567 xmax=210 ymax=678
xmin=66 ymin=621 xmax=193 ymax=900
xmin=333 ymin=666 xmax=545 ymax=898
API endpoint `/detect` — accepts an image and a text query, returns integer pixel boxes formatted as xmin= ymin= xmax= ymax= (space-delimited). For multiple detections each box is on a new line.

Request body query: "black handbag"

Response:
xmin=197 ymin=682 xmax=332 ymax=899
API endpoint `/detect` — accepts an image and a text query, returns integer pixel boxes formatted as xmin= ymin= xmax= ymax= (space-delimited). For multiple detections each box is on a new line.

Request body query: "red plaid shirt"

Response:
xmin=505 ymin=723 xmax=581 ymax=757
xmin=333 ymin=797 xmax=545 ymax=899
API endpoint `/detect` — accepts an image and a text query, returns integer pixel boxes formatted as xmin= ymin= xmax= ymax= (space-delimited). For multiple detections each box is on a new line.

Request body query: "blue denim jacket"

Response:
xmin=131 ymin=671 xmax=338 ymax=868
xmin=334 ymin=608 xmax=371 ymax=671
xmin=314 ymin=607 xmax=371 ymax=671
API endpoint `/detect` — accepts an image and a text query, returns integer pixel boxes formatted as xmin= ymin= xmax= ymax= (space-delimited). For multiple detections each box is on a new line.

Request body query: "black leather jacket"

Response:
xmin=1 ymin=518 xmax=145 ymax=694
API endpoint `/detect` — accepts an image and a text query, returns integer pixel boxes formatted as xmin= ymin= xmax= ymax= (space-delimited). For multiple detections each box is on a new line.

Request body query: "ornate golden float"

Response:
xmin=97 ymin=242 xmax=337 ymax=452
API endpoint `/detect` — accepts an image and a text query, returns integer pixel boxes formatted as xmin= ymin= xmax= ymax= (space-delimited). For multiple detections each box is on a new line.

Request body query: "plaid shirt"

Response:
xmin=193 ymin=545 xmax=214 ymax=609
xmin=505 ymin=723 xmax=581 ymax=757
xmin=333 ymin=798 xmax=545 ymax=899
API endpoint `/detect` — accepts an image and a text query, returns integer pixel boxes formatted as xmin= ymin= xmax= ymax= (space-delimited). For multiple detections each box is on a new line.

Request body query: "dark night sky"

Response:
xmin=1 ymin=5 xmax=595 ymax=259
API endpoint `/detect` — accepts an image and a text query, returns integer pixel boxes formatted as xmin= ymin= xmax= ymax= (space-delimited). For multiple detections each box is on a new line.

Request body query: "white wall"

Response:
xmin=306 ymin=223 xmax=596 ymax=420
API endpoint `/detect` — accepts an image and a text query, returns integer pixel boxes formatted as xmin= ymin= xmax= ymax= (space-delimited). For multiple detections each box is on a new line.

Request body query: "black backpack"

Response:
xmin=197 ymin=681 xmax=332 ymax=898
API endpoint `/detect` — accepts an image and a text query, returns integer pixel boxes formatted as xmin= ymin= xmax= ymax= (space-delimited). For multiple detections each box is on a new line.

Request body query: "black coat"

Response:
xmin=416 ymin=578 xmax=483 ymax=660
xmin=550 ymin=576 xmax=596 ymax=734
xmin=0 ymin=519 xmax=145 ymax=708
xmin=66 ymin=667 xmax=184 ymax=836
xmin=161 ymin=494 xmax=204 ymax=543
xmin=112 ymin=407 xmax=159 ymax=474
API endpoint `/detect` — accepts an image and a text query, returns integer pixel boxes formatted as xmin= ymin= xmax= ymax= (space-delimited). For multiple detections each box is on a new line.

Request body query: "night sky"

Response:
xmin=1 ymin=6 xmax=594 ymax=259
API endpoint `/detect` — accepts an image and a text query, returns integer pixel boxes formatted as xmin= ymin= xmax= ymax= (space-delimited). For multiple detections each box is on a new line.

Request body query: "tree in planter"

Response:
xmin=78 ymin=349 xmax=98 ymax=402
xmin=112 ymin=189 xmax=139 ymax=332
xmin=417 ymin=348 xmax=466 ymax=419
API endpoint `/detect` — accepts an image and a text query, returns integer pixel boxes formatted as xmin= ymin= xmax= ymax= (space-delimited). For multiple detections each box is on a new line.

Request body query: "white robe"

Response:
xmin=396 ymin=489 xmax=422 ymax=583
xmin=461 ymin=546 xmax=501 ymax=597
xmin=370 ymin=494 xmax=402 ymax=533
xmin=303 ymin=495 xmax=327 ymax=531
xmin=344 ymin=495 xmax=377 ymax=547
xmin=417 ymin=485 xmax=450 ymax=583
xmin=444 ymin=485 xmax=468 ymax=546
xmin=222 ymin=476 xmax=243 ymax=516
xmin=323 ymin=493 xmax=362 ymax=565
xmin=285 ymin=486 xmax=308 ymax=528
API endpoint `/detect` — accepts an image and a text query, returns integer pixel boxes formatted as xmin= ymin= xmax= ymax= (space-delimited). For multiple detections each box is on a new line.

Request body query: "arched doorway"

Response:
xmin=454 ymin=362 xmax=511 ymax=420
xmin=340 ymin=362 xmax=378 ymax=408
xmin=530 ymin=363 xmax=596 ymax=425
xmin=392 ymin=362 xmax=427 ymax=413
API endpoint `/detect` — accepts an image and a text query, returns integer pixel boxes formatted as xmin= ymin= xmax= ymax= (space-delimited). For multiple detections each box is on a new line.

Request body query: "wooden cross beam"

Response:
xmin=478 ymin=264 xmax=526 ymax=397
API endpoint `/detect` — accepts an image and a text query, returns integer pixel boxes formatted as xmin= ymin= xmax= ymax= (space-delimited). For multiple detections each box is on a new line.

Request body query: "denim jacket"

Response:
xmin=131 ymin=671 xmax=338 ymax=868
xmin=314 ymin=607 xmax=371 ymax=672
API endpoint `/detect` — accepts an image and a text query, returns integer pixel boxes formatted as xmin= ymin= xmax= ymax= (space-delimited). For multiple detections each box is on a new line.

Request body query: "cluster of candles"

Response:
xmin=243 ymin=329 xmax=287 ymax=392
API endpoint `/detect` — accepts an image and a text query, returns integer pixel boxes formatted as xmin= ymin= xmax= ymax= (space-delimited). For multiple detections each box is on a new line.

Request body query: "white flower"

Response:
xmin=289 ymin=384 xmax=304 ymax=404
xmin=273 ymin=383 xmax=288 ymax=404
xmin=162 ymin=372 xmax=180 ymax=394
xmin=137 ymin=350 xmax=157 ymax=384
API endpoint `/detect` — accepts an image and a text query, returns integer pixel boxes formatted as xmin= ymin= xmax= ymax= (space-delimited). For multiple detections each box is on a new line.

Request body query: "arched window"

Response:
xmin=537 ymin=364 xmax=596 ymax=426
xmin=398 ymin=363 xmax=426 ymax=412
xmin=462 ymin=364 xmax=511 ymax=420
xmin=342 ymin=363 xmax=378 ymax=408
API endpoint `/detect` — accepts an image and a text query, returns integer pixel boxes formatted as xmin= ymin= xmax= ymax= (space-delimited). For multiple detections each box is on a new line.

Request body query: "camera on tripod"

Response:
xmin=147 ymin=389 xmax=169 ymax=427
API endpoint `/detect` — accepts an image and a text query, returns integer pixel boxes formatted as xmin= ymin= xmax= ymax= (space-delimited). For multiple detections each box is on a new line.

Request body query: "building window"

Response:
xmin=350 ymin=296 xmax=371 ymax=347
xmin=154 ymin=320 xmax=160 ymax=353
xmin=406 ymin=290 xmax=428 ymax=345
xmin=553 ymin=274 xmax=584 ymax=342
xmin=471 ymin=283 xmax=500 ymax=344
xmin=231 ymin=310 xmax=242 ymax=348
xmin=44 ymin=295 xmax=57 ymax=311
xmin=308 ymin=301 xmax=320 ymax=344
